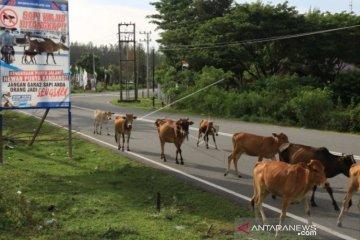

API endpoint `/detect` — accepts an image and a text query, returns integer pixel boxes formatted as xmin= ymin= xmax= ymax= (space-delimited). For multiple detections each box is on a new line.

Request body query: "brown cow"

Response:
xmin=114 ymin=114 xmax=137 ymax=151
xmin=337 ymin=163 xmax=360 ymax=227
xmin=251 ymin=160 xmax=326 ymax=237
xmin=225 ymin=132 xmax=289 ymax=178
xmin=197 ymin=120 xmax=219 ymax=149
xmin=155 ymin=118 xmax=194 ymax=165
xmin=93 ymin=110 xmax=114 ymax=135
xmin=279 ymin=143 xmax=356 ymax=211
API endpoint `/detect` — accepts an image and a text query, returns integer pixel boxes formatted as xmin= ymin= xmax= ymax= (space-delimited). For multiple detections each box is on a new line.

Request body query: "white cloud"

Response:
xmin=68 ymin=0 xmax=159 ymax=47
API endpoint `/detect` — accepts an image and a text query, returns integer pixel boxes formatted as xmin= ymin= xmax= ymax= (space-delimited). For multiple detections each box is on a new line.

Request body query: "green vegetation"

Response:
xmin=148 ymin=1 xmax=360 ymax=133
xmin=1 ymin=112 xmax=257 ymax=239
xmin=155 ymin=67 xmax=360 ymax=133
xmin=111 ymin=97 xmax=163 ymax=110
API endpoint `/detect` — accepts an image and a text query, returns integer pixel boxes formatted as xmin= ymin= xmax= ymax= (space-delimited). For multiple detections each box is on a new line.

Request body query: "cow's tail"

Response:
xmin=114 ymin=132 xmax=117 ymax=143
xmin=228 ymin=133 xmax=239 ymax=161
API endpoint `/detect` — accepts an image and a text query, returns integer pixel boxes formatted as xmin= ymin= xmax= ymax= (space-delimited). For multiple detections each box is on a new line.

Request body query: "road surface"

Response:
xmin=24 ymin=92 xmax=360 ymax=240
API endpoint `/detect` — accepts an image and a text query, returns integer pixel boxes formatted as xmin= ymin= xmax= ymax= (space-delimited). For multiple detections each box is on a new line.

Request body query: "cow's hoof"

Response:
xmin=107 ymin=133 xmax=111 ymax=136
xmin=224 ymin=173 xmax=228 ymax=177
xmin=117 ymin=147 xmax=121 ymax=150
xmin=180 ymin=162 xmax=184 ymax=165
xmin=163 ymin=159 xmax=167 ymax=162
xmin=121 ymin=148 xmax=125 ymax=152
xmin=311 ymin=201 xmax=317 ymax=207
xmin=206 ymin=146 xmax=209 ymax=149
xmin=238 ymin=175 xmax=242 ymax=178
xmin=271 ymin=195 xmax=276 ymax=200
xmin=334 ymin=204 xmax=340 ymax=211
xmin=175 ymin=162 xmax=180 ymax=165
xmin=337 ymin=221 xmax=342 ymax=227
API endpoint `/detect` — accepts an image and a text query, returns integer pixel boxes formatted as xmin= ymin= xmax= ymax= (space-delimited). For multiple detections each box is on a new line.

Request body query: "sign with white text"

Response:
xmin=0 ymin=0 xmax=69 ymax=109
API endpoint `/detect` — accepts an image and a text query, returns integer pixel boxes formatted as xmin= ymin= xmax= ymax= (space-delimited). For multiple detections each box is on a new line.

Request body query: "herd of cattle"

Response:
xmin=93 ymin=110 xmax=359 ymax=229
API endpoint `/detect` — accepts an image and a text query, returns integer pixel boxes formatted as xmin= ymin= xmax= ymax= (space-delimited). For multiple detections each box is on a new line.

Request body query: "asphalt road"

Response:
xmin=24 ymin=92 xmax=360 ymax=240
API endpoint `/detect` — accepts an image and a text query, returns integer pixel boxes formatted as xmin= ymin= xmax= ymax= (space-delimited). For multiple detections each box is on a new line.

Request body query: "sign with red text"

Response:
xmin=0 ymin=0 xmax=69 ymax=109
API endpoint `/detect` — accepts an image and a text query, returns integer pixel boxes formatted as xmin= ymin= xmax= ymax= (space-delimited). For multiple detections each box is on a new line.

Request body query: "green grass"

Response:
xmin=0 ymin=112 xmax=253 ymax=240
xmin=111 ymin=98 xmax=164 ymax=110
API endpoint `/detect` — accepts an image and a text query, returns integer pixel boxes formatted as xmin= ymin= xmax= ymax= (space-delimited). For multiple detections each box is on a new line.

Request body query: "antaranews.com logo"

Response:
xmin=235 ymin=218 xmax=319 ymax=239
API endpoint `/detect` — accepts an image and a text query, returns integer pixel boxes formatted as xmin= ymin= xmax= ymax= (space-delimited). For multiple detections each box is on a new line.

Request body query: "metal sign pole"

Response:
xmin=29 ymin=108 xmax=50 ymax=146
xmin=0 ymin=110 xmax=3 ymax=165
xmin=68 ymin=105 xmax=73 ymax=159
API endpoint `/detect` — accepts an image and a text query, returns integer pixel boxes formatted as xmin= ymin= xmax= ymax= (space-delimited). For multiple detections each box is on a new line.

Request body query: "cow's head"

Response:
xmin=176 ymin=118 xmax=194 ymax=138
xmin=123 ymin=113 xmax=137 ymax=129
xmin=105 ymin=111 xmax=115 ymax=120
xmin=307 ymin=159 xmax=327 ymax=186
xmin=339 ymin=155 xmax=356 ymax=177
xmin=273 ymin=133 xmax=290 ymax=151
xmin=208 ymin=121 xmax=219 ymax=136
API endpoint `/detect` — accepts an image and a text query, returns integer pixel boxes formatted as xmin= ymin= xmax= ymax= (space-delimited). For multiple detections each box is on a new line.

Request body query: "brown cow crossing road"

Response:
xmin=22 ymin=92 xmax=360 ymax=240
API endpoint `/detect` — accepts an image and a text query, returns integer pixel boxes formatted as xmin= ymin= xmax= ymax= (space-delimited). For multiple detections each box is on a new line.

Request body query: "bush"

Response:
xmin=289 ymin=89 xmax=333 ymax=128
xmin=331 ymin=71 xmax=360 ymax=106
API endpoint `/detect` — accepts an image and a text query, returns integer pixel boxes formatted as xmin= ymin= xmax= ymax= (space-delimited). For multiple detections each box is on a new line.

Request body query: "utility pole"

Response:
xmin=139 ymin=31 xmax=151 ymax=98
xmin=152 ymin=48 xmax=155 ymax=108
xmin=349 ymin=0 xmax=353 ymax=13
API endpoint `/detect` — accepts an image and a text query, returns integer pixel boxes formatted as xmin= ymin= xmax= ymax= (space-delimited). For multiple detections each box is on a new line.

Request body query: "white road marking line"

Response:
xmin=72 ymin=105 xmax=360 ymax=161
xmin=19 ymin=109 xmax=358 ymax=240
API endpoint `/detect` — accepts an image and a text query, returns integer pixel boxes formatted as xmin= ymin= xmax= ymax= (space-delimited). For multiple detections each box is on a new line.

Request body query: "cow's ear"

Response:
xmin=133 ymin=116 xmax=137 ymax=120
xmin=189 ymin=121 xmax=194 ymax=125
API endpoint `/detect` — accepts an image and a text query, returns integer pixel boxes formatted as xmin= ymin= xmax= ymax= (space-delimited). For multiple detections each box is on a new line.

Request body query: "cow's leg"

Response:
xmin=277 ymin=198 xmax=290 ymax=237
xmin=51 ymin=53 xmax=56 ymax=64
xmin=257 ymin=190 xmax=269 ymax=225
xmin=212 ymin=133 xmax=218 ymax=149
xmin=324 ymin=182 xmax=340 ymax=211
xmin=303 ymin=194 xmax=312 ymax=225
xmin=179 ymin=147 xmax=184 ymax=165
xmin=126 ymin=133 xmax=131 ymax=151
xmin=121 ymin=133 xmax=125 ymax=151
xmin=205 ymin=134 xmax=209 ymax=149
xmin=233 ymin=153 xmax=242 ymax=178
xmin=197 ymin=132 xmax=202 ymax=147
xmin=337 ymin=183 xmax=357 ymax=227
xmin=225 ymin=150 xmax=240 ymax=177
xmin=116 ymin=132 xmax=121 ymax=150
xmin=160 ymin=141 xmax=166 ymax=162
xmin=310 ymin=185 xmax=318 ymax=207
xmin=93 ymin=120 xmax=96 ymax=134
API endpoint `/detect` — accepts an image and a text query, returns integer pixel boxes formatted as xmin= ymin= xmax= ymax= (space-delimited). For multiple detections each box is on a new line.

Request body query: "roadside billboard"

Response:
xmin=0 ymin=0 xmax=69 ymax=109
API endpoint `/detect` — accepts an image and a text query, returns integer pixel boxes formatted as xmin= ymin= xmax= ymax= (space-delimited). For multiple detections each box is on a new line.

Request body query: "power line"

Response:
xmin=159 ymin=24 xmax=360 ymax=52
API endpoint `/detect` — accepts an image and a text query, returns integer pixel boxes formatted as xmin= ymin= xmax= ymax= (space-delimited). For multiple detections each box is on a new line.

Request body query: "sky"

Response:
xmin=69 ymin=0 xmax=359 ymax=47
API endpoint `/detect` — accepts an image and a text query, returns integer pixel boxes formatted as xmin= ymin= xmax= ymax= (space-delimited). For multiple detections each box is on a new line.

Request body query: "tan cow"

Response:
xmin=114 ymin=114 xmax=137 ymax=151
xmin=93 ymin=110 xmax=114 ymax=135
xmin=155 ymin=118 xmax=194 ymax=165
xmin=225 ymin=132 xmax=289 ymax=178
xmin=337 ymin=163 xmax=360 ymax=227
xmin=251 ymin=160 xmax=326 ymax=237
xmin=197 ymin=120 xmax=219 ymax=149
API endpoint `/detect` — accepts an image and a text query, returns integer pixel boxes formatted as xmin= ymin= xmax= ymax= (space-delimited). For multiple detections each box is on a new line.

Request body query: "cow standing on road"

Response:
xmin=225 ymin=132 xmax=289 ymax=178
xmin=93 ymin=110 xmax=114 ymax=135
xmin=337 ymin=163 xmax=360 ymax=227
xmin=279 ymin=143 xmax=356 ymax=211
xmin=251 ymin=160 xmax=326 ymax=237
xmin=197 ymin=120 xmax=219 ymax=149
xmin=155 ymin=118 xmax=194 ymax=165
xmin=114 ymin=114 xmax=137 ymax=151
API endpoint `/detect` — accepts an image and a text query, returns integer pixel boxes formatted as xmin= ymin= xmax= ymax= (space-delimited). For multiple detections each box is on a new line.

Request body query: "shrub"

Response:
xmin=331 ymin=71 xmax=360 ymax=106
xmin=289 ymin=89 xmax=333 ymax=128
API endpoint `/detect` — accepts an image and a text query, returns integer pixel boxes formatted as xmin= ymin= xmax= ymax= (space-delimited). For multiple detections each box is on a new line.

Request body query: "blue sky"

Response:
xmin=70 ymin=1 xmax=359 ymax=46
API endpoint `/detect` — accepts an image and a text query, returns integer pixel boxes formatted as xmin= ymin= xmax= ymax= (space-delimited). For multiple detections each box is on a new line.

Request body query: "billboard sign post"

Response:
xmin=0 ymin=0 xmax=71 ymax=163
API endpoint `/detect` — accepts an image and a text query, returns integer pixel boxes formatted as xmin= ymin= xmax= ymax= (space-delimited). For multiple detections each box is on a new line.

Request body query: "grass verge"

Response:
xmin=0 ymin=112 xmax=305 ymax=240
